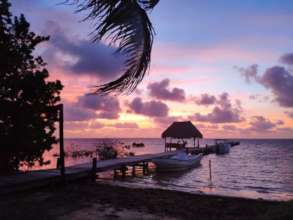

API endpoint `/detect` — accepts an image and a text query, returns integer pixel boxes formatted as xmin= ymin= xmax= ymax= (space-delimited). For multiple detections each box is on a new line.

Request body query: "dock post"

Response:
xmin=114 ymin=169 xmax=118 ymax=179
xmin=56 ymin=157 xmax=60 ymax=169
xmin=145 ymin=162 xmax=149 ymax=174
xmin=143 ymin=162 xmax=148 ymax=175
xmin=58 ymin=104 xmax=65 ymax=182
xmin=209 ymin=160 xmax=212 ymax=181
xmin=121 ymin=166 xmax=127 ymax=178
xmin=91 ymin=157 xmax=97 ymax=182
xmin=132 ymin=165 xmax=136 ymax=176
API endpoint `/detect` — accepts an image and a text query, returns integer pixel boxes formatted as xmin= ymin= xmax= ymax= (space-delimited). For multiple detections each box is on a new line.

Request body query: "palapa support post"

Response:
xmin=197 ymin=138 xmax=200 ymax=148
xmin=91 ymin=157 xmax=97 ymax=182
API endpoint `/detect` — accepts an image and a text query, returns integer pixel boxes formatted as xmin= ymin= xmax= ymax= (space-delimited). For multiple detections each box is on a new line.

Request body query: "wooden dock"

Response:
xmin=0 ymin=151 xmax=177 ymax=195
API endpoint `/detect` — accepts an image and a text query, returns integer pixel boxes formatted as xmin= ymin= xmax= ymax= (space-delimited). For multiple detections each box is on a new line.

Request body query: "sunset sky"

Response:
xmin=12 ymin=0 xmax=293 ymax=138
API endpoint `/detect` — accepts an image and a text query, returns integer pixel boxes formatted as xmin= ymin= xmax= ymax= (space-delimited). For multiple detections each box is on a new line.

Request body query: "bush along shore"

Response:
xmin=0 ymin=180 xmax=292 ymax=220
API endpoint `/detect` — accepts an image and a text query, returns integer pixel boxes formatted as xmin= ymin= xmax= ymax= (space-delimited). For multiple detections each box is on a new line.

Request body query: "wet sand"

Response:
xmin=0 ymin=180 xmax=292 ymax=220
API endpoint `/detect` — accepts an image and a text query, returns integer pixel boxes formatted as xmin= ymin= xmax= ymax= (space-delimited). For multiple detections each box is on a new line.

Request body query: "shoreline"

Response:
xmin=1 ymin=180 xmax=292 ymax=220
xmin=102 ymin=179 xmax=293 ymax=202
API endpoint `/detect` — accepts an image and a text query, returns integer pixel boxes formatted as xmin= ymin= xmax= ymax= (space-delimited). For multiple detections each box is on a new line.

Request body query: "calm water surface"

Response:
xmin=32 ymin=138 xmax=293 ymax=201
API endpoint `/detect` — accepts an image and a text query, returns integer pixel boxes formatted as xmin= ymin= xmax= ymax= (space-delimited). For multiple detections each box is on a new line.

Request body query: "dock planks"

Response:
xmin=0 ymin=151 xmax=177 ymax=195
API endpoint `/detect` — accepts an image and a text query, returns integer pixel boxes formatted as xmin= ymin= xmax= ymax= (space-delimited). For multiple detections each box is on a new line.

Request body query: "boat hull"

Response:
xmin=153 ymin=154 xmax=203 ymax=172
xmin=216 ymin=143 xmax=231 ymax=154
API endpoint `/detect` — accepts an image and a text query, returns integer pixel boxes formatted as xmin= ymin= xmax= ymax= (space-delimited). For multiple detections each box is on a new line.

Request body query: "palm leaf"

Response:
xmin=63 ymin=0 xmax=159 ymax=94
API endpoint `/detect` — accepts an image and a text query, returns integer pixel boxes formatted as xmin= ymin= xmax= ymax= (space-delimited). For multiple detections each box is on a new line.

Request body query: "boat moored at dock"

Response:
xmin=153 ymin=152 xmax=203 ymax=172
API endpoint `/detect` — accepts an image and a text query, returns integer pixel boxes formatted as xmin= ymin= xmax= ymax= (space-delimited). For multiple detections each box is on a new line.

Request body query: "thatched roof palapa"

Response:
xmin=161 ymin=121 xmax=203 ymax=139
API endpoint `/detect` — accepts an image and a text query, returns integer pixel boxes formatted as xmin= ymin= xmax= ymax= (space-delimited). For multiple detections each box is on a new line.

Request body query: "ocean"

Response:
xmin=29 ymin=138 xmax=293 ymax=201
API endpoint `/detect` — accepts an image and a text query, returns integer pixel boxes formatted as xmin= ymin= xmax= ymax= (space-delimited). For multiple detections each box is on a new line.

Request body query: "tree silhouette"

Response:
xmin=0 ymin=0 xmax=63 ymax=174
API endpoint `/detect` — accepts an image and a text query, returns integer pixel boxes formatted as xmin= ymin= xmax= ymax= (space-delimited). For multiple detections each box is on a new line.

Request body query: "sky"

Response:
xmin=11 ymin=0 xmax=293 ymax=138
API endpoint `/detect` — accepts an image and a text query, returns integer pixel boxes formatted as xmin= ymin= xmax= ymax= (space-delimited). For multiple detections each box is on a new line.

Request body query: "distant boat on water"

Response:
xmin=132 ymin=142 xmax=145 ymax=147
xmin=216 ymin=143 xmax=231 ymax=154
xmin=214 ymin=139 xmax=239 ymax=154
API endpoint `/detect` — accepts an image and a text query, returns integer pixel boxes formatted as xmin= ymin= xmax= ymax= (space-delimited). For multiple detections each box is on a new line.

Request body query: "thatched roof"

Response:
xmin=161 ymin=121 xmax=203 ymax=139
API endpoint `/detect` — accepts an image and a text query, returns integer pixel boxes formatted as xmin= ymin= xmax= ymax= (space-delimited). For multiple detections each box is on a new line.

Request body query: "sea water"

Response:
xmin=31 ymin=138 xmax=293 ymax=201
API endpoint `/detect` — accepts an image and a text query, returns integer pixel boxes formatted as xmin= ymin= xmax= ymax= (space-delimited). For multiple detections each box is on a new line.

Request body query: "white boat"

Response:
xmin=153 ymin=152 xmax=203 ymax=172
xmin=216 ymin=143 xmax=231 ymax=154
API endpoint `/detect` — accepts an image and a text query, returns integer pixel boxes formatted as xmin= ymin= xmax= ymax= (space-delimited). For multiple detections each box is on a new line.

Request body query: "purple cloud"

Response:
xmin=280 ymin=53 xmax=293 ymax=65
xmin=77 ymin=95 xmax=121 ymax=119
xmin=89 ymin=121 xmax=105 ymax=129
xmin=64 ymin=102 xmax=96 ymax=121
xmin=249 ymin=94 xmax=258 ymax=100
xmin=237 ymin=64 xmax=258 ymax=83
xmin=147 ymin=79 xmax=185 ymax=101
xmin=193 ymin=107 xmax=243 ymax=123
xmin=129 ymin=97 xmax=169 ymax=117
xmin=238 ymin=64 xmax=293 ymax=108
xmin=222 ymin=125 xmax=238 ymax=130
xmin=192 ymin=93 xmax=244 ymax=123
xmin=154 ymin=116 xmax=184 ymax=126
xmin=195 ymin=93 xmax=216 ymax=106
xmin=249 ymin=94 xmax=270 ymax=103
xmin=249 ymin=116 xmax=279 ymax=131
xmin=259 ymin=66 xmax=293 ymax=107
xmin=285 ymin=111 xmax=293 ymax=118
xmin=64 ymin=121 xmax=90 ymax=130
xmin=44 ymin=21 xmax=124 ymax=79
xmin=110 ymin=123 xmax=139 ymax=129
xmin=64 ymin=94 xmax=121 ymax=121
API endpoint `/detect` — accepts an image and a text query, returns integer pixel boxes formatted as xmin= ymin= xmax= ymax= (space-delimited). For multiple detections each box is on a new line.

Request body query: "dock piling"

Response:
xmin=91 ymin=157 xmax=97 ymax=182
xmin=143 ymin=162 xmax=147 ymax=175
xmin=121 ymin=166 xmax=127 ymax=178
xmin=132 ymin=165 xmax=136 ymax=176
xmin=209 ymin=160 xmax=212 ymax=182
xmin=56 ymin=157 xmax=61 ymax=169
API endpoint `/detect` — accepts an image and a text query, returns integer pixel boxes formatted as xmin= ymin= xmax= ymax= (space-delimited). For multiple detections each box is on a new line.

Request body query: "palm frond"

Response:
xmin=138 ymin=0 xmax=160 ymax=10
xmin=63 ymin=0 xmax=159 ymax=94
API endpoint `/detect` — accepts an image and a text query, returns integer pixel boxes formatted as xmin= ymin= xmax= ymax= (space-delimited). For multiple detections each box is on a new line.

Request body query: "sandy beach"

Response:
xmin=0 ymin=180 xmax=292 ymax=220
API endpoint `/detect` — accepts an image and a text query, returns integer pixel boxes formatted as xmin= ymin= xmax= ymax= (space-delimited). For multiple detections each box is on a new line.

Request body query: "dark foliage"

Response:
xmin=97 ymin=145 xmax=118 ymax=160
xmin=64 ymin=0 xmax=159 ymax=94
xmin=0 ymin=0 xmax=63 ymax=174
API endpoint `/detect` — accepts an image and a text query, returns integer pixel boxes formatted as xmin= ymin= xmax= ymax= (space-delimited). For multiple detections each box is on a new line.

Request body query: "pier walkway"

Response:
xmin=0 ymin=151 xmax=177 ymax=195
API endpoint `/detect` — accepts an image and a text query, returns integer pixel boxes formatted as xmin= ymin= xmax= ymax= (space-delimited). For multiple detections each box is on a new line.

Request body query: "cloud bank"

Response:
xmin=192 ymin=93 xmax=244 ymax=123
xmin=44 ymin=21 xmax=124 ymax=80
